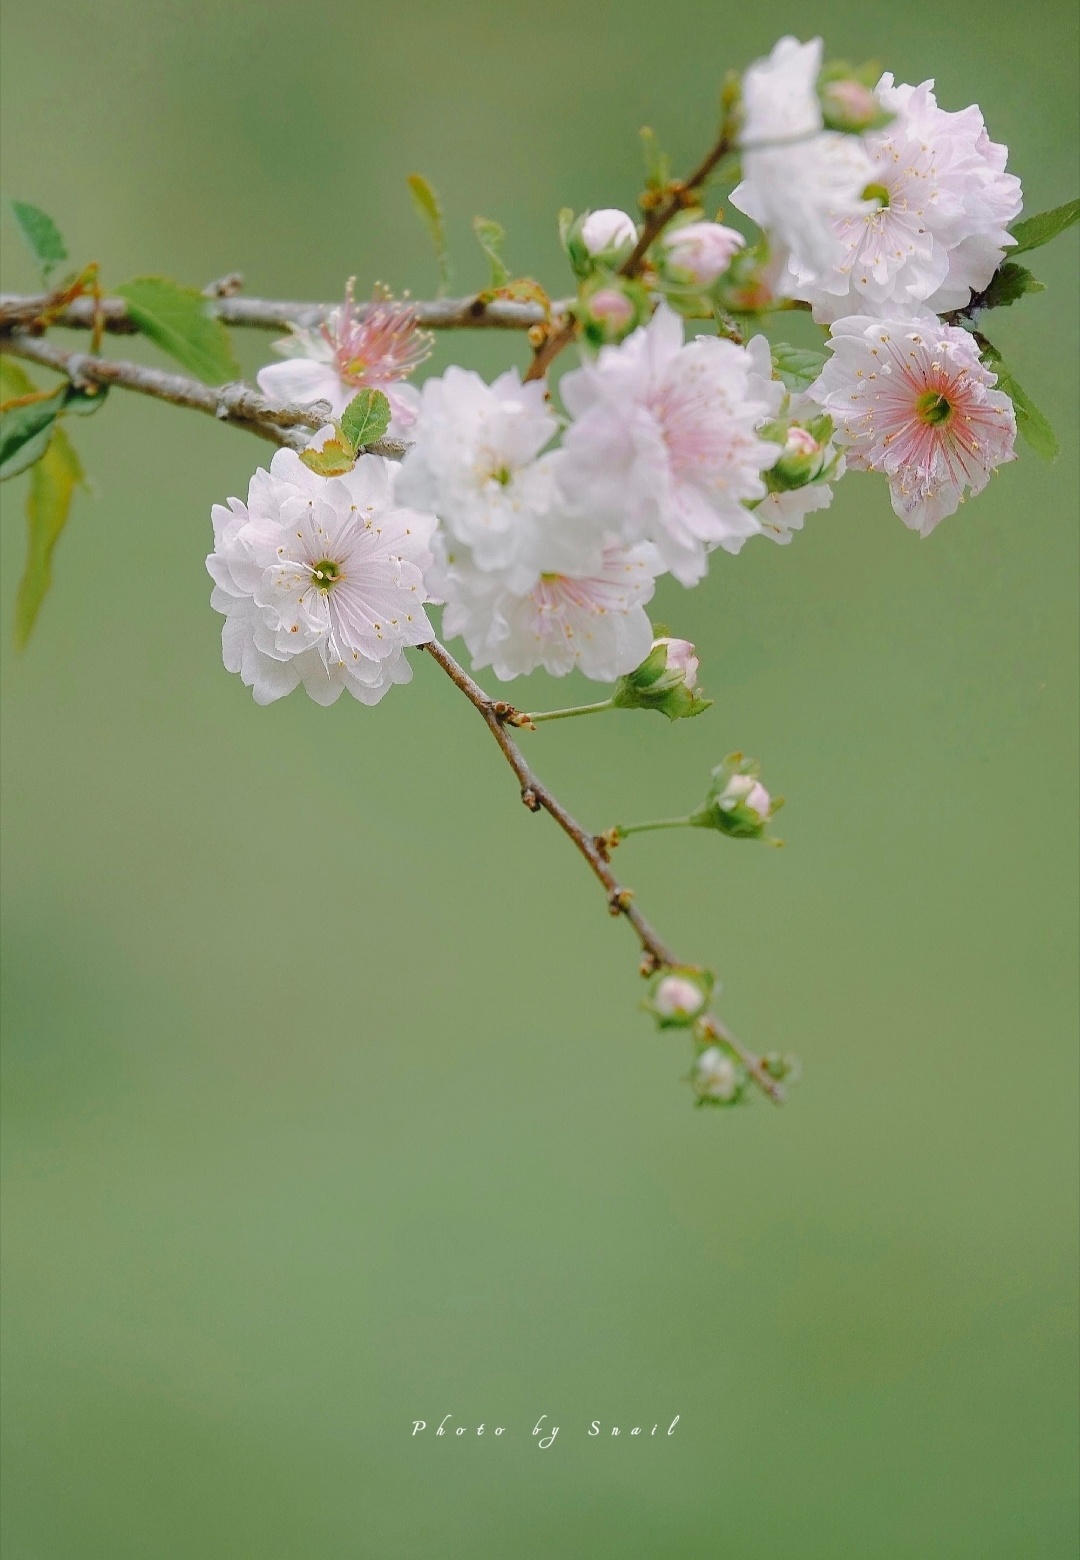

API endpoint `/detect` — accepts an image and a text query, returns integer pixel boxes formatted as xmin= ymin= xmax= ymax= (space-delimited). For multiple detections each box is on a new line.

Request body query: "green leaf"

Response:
xmin=0 ymin=383 xmax=66 ymax=480
xmin=1008 ymin=199 xmax=1080 ymax=256
xmin=472 ymin=216 xmax=509 ymax=290
xmin=979 ymin=261 xmax=1045 ymax=310
xmin=62 ymin=382 xmax=110 ymax=415
xmin=9 ymin=199 xmax=68 ymax=282
xmin=407 ymin=174 xmax=451 ymax=297
xmin=14 ymin=424 xmax=83 ymax=646
xmin=115 ymin=276 xmax=241 ymax=384
xmin=299 ymin=438 xmax=358 ymax=477
xmin=340 ymin=388 xmax=391 ymax=450
xmin=771 ymin=342 xmax=827 ymax=392
xmin=978 ymin=337 xmax=1059 ymax=461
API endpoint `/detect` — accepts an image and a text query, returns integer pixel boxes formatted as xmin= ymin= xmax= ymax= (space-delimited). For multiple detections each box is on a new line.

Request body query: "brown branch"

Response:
xmin=0 ymin=332 xmax=409 ymax=455
xmin=0 ymin=290 xmax=560 ymax=338
xmin=422 ymin=638 xmax=785 ymax=1104
xmin=523 ymin=117 xmax=738 ymax=384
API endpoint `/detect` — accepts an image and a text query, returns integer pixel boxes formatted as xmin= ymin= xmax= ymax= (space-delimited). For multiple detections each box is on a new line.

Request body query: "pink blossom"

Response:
xmin=257 ymin=281 xmax=432 ymax=436
xmin=661 ymin=222 xmax=746 ymax=288
xmin=808 ymin=315 xmax=1016 ymax=534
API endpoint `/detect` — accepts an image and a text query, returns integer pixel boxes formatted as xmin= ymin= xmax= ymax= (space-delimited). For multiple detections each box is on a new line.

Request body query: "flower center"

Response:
xmin=915 ymin=390 xmax=953 ymax=427
xmin=311 ymin=558 xmax=342 ymax=590
xmin=862 ymin=182 xmax=891 ymax=209
xmin=491 ymin=465 xmax=513 ymax=486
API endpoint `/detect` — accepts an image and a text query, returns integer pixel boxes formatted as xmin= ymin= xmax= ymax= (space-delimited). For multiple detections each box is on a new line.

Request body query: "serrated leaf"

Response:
xmin=472 ymin=216 xmax=509 ymax=290
xmin=488 ymin=277 xmax=551 ymax=311
xmin=115 ymin=276 xmax=241 ymax=384
xmin=771 ymin=342 xmax=827 ymax=392
xmin=978 ymin=337 xmax=1060 ymax=462
xmin=980 ymin=261 xmax=1045 ymax=310
xmin=1008 ymin=199 xmax=1080 ymax=255
xmin=0 ymin=383 xmax=66 ymax=479
xmin=299 ymin=438 xmax=357 ymax=477
xmin=407 ymin=173 xmax=451 ymax=297
xmin=14 ymin=424 xmax=83 ymax=645
xmin=9 ymin=199 xmax=68 ymax=282
xmin=340 ymin=388 xmax=391 ymax=450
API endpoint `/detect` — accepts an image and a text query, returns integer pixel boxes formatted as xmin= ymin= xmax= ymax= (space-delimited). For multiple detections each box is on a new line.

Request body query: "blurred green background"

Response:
xmin=1 ymin=0 xmax=1077 ymax=1554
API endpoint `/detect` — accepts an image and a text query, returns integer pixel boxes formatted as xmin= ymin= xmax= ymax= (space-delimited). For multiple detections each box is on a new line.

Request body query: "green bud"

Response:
xmin=611 ymin=636 xmax=713 ymax=719
xmin=690 ymin=752 xmax=783 ymax=842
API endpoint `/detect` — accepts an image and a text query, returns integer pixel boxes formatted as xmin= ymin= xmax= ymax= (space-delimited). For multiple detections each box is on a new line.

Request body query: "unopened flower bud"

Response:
xmin=692 ymin=1046 xmax=745 ymax=1104
xmin=612 ymin=635 xmax=712 ymax=720
xmin=580 ymin=208 xmax=638 ymax=257
xmin=575 ymin=274 xmax=652 ymax=345
xmin=764 ymin=413 xmax=834 ymax=491
xmin=820 ymin=77 xmax=889 ymax=134
xmin=691 ymin=753 xmax=782 ymax=841
xmin=647 ymin=966 xmax=714 ymax=1028
xmin=589 ymin=288 xmax=635 ymax=330
xmin=660 ymin=221 xmax=745 ymax=288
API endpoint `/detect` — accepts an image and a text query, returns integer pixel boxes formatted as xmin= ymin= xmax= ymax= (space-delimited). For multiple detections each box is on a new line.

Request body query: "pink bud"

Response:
xmin=784 ymin=426 xmax=820 ymax=458
xmin=581 ymin=208 xmax=637 ymax=256
xmin=719 ymin=773 xmax=771 ymax=822
xmin=588 ymin=288 xmax=635 ymax=329
xmin=654 ymin=975 xmax=706 ymax=1020
xmin=822 ymin=79 xmax=879 ymax=128
xmin=662 ymin=222 xmax=745 ymax=287
xmin=654 ymin=635 xmax=700 ymax=689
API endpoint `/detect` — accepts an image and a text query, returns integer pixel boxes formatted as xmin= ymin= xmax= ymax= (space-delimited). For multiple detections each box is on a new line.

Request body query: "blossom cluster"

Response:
xmin=210 ymin=35 xmax=1033 ymax=709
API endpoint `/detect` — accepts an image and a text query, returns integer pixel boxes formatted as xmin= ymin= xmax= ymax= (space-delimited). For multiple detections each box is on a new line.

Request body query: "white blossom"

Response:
xmin=717 ymin=772 xmax=772 ymax=822
xmin=654 ymin=975 xmax=708 ymax=1021
xmin=692 ymin=1046 xmax=740 ymax=1102
xmin=581 ymin=208 xmax=638 ymax=256
xmin=256 ymin=282 xmax=431 ymax=438
xmin=207 ymin=451 xmax=436 ymax=706
xmin=432 ymin=535 xmax=661 ymax=683
xmin=395 ymin=367 xmax=587 ymax=589
xmin=807 ymin=314 xmax=1016 ymax=534
xmin=730 ymin=36 xmax=873 ymax=275
xmin=788 ymin=75 xmax=1024 ymax=321
xmin=556 ymin=304 xmax=784 ymax=586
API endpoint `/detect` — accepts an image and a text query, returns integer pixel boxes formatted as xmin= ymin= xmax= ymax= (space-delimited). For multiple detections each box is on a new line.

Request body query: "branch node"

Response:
xmin=520 ymin=786 xmax=542 ymax=813
xmin=638 ymin=950 xmax=662 ymax=978
xmin=607 ymin=887 xmax=634 ymax=916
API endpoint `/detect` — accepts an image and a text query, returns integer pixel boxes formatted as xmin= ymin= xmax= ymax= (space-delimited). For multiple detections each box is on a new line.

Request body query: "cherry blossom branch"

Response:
xmin=0 ymin=331 xmax=409 ymax=455
xmin=0 ymin=290 xmax=558 ymax=338
xmin=523 ymin=117 xmax=739 ymax=383
xmin=421 ymin=637 xmax=786 ymax=1104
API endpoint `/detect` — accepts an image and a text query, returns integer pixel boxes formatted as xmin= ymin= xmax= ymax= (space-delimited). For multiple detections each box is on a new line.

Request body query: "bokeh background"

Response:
xmin=1 ymin=1 xmax=1077 ymax=1555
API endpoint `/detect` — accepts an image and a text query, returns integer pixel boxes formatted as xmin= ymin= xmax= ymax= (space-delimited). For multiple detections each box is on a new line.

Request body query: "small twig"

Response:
xmin=0 ymin=331 xmax=408 ymax=455
xmin=422 ymin=638 xmax=784 ymax=1104
xmin=0 ymin=290 xmax=562 ymax=338
xmin=523 ymin=118 xmax=738 ymax=383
